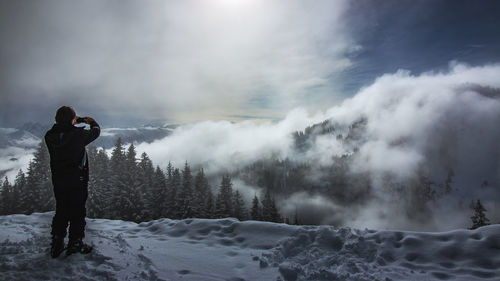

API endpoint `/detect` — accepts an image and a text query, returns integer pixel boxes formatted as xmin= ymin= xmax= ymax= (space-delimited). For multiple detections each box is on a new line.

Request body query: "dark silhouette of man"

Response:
xmin=45 ymin=106 xmax=100 ymax=258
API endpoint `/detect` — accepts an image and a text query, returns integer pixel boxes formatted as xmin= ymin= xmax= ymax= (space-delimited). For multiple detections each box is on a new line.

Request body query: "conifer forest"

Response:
xmin=0 ymin=138 xmax=283 ymax=224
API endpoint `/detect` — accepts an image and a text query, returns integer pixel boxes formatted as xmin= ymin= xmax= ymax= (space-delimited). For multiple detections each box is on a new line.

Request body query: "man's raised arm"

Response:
xmin=81 ymin=117 xmax=100 ymax=145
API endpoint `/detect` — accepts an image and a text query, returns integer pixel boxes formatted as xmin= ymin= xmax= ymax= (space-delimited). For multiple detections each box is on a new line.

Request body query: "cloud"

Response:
xmin=139 ymin=63 xmax=500 ymax=178
xmin=0 ymin=146 xmax=36 ymax=181
xmin=136 ymin=63 xmax=500 ymax=230
xmin=339 ymin=64 xmax=500 ymax=181
xmin=279 ymin=192 xmax=345 ymax=225
xmin=135 ymin=108 xmax=328 ymax=174
xmin=0 ymin=0 xmax=353 ymax=125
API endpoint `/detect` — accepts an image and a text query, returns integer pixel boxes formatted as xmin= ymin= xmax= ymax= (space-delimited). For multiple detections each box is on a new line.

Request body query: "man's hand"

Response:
xmin=75 ymin=116 xmax=95 ymax=124
xmin=83 ymin=117 xmax=95 ymax=124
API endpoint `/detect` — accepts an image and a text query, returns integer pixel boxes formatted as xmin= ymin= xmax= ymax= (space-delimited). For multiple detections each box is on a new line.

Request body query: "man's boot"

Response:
xmin=50 ymin=235 xmax=65 ymax=258
xmin=66 ymin=238 xmax=93 ymax=256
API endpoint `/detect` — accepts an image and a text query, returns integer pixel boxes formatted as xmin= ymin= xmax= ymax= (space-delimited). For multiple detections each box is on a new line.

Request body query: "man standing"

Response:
xmin=45 ymin=106 xmax=100 ymax=258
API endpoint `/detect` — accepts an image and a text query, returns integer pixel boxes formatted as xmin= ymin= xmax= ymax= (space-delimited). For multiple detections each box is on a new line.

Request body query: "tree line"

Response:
xmin=0 ymin=139 xmax=283 ymax=223
xmin=1 ymin=138 xmax=493 ymax=229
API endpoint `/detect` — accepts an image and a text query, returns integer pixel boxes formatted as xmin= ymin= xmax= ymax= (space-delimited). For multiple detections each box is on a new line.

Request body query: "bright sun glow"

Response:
xmin=214 ymin=0 xmax=255 ymax=9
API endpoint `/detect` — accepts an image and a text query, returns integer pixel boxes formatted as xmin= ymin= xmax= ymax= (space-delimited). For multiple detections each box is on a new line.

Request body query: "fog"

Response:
xmin=136 ymin=63 xmax=500 ymax=230
xmin=0 ymin=147 xmax=36 ymax=181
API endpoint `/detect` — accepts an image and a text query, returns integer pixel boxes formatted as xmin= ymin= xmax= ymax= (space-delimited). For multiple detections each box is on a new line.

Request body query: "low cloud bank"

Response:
xmin=0 ymin=146 xmax=36 ymax=181
xmin=138 ymin=63 xmax=500 ymax=230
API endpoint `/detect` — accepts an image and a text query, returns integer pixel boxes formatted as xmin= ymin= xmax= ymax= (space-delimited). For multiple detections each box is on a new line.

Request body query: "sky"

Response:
xmin=1 ymin=0 xmax=499 ymax=127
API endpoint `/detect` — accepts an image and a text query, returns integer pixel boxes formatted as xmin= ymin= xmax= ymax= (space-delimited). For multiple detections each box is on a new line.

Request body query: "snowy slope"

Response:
xmin=0 ymin=213 xmax=499 ymax=281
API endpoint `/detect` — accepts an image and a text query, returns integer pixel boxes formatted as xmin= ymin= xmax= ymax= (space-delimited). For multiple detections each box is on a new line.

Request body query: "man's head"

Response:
xmin=55 ymin=106 xmax=76 ymax=125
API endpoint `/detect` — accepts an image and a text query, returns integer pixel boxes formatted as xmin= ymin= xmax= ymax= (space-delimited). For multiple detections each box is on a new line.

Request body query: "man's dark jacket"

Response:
xmin=45 ymin=121 xmax=100 ymax=182
xmin=45 ymin=120 xmax=100 ymax=240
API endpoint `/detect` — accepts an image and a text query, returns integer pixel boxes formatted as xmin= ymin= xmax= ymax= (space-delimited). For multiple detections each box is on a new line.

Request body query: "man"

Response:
xmin=45 ymin=106 xmax=100 ymax=258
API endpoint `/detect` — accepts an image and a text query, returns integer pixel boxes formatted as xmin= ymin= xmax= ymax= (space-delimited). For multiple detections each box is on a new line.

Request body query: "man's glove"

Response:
xmin=83 ymin=117 xmax=95 ymax=124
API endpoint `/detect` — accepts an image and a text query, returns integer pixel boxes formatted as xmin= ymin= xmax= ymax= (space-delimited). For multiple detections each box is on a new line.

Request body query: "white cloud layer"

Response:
xmin=0 ymin=146 xmax=36 ymax=181
xmin=137 ymin=63 xmax=500 ymax=230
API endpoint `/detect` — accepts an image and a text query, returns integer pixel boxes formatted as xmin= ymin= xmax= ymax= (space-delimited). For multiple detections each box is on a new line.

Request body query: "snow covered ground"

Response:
xmin=0 ymin=213 xmax=499 ymax=281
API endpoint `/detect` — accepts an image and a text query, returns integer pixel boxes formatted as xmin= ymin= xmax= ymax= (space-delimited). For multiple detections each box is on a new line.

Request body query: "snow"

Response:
xmin=0 ymin=213 xmax=499 ymax=281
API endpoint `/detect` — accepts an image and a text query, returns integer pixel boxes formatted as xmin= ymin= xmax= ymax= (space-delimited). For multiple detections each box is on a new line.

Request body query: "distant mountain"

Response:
xmin=0 ymin=123 xmax=48 ymax=149
xmin=0 ymin=123 xmax=177 ymax=149
xmin=0 ymin=123 xmax=176 ymax=180
xmin=92 ymin=125 xmax=176 ymax=148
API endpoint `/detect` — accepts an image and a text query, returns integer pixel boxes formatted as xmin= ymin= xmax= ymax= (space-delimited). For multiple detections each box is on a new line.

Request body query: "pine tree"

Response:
xmin=250 ymin=194 xmax=261 ymax=221
xmin=269 ymin=197 xmax=282 ymax=223
xmin=11 ymin=170 xmax=25 ymax=214
xmin=0 ymin=177 xmax=12 ymax=215
xmin=178 ymin=162 xmax=194 ymax=219
xmin=205 ymin=189 xmax=215 ymax=219
xmin=0 ymin=177 xmax=3 ymax=214
xmin=192 ymin=169 xmax=209 ymax=218
xmin=261 ymin=189 xmax=281 ymax=222
xmin=87 ymin=146 xmax=110 ymax=218
xmin=24 ymin=141 xmax=53 ymax=214
xmin=166 ymin=162 xmax=173 ymax=182
xmin=121 ymin=143 xmax=146 ymax=222
xmin=215 ymin=175 xmax=233 ymax=218
xmin=108 ymin=138 xmax=127 ymax=219
xmin=167 ymin=168 xmax=181 ymax=219
xmin=164 ymin=162 xmax=174 ymax=217
xmin=138 ymin=152 xmax=155 ymax=220
xmin=470 ymin=199 xmax=490 ymax=229
xmin=150 ymin=166 xmax=168 ymax=219
xmin=261 ymin=189 xmax=273 ymax=221
xmin=293 ymin=208 xmax=301 ymax=225
xmin=232 ymin=190 xmax=247 ymax=221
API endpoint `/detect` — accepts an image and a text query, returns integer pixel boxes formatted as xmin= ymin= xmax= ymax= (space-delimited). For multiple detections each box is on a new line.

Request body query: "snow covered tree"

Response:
xmin=87 ymin=146 xmax=110 ymax=218
xmin=166 ymin=168 xmax=181 ymax=219
xmin=232 ymin=190 xmax=247 ymax=221
xmin=192 ymin=169 xmax=210 ymax=218
xmin=108 ymin=138 xmax=128 ymax=219
xmin=178 ymin=162 xmax=194 ymax=219
xmin=205 ymin=188 xmax=215 ymax=219
xmin=250 ymin=194 xmax=261 ymax=221
xmin=166 ymin=162 xmax=173 ymax=182
xmin=470 ymin=199 xmax=490 ymax=229
xmin=215 ymin=175 xmax=233 ymax=218
xmin=138 ymin=152 xmax=155 ymax=220
xmin=24 ymin=141 xmax=53 ymax=214
xmin=0 ymin=177 xmax=12 ymax=215
xmin=293 ymin=208 xmax=301 ymax=225
xmin=261 ymin=189 xmax=281 ymax=223
xmin=120 ymin=143 xmax=146 ymax=222
xmin=11 ymin=170 xmax=25 ymax=214
xmin=149 ymin=166 xmax=168 ymax=219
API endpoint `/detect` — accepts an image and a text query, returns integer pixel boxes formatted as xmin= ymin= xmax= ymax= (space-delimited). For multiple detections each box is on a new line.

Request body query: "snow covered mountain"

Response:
xmin=0 ymin=126 xmax=42 ymax=150
xmin=0 ymin=212 xmax=498 ymax=281
xmin=0 ymin=122 xmax=176 ymax=150
xmin=0 ymin=123 xmax=175 ymax=180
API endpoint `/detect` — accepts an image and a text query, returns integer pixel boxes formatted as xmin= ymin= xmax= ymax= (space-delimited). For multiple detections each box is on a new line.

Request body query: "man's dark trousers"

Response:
xmin=51 ymin=171 xmax=88 ymax=240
